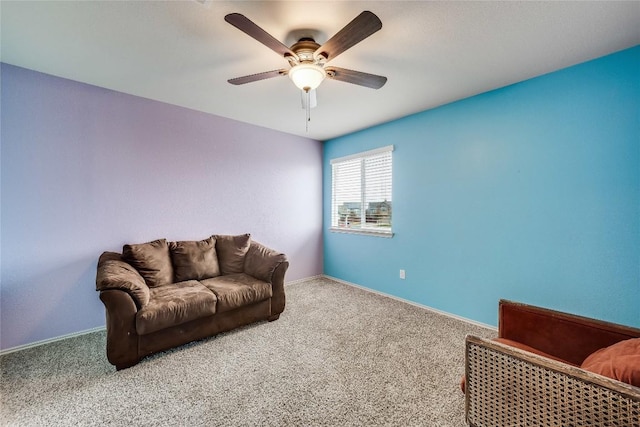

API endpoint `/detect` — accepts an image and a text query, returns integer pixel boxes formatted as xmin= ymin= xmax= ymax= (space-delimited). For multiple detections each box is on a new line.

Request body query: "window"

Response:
xmin=330 ymin=145 xmax=393 ymax=237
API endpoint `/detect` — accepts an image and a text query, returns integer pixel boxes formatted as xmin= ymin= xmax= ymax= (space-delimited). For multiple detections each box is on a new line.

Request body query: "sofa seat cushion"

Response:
xmin=200 ymin=273 xmax=272 ymax=313
xmin=493 ymin=338 xmax=578 ymax=365
xmin=136 ymin=281 xmax=217 ymax=335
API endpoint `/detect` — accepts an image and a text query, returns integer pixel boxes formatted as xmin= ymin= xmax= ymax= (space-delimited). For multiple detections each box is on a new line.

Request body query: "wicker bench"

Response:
xmin=464 ymin=300 xmax=640 ymax=427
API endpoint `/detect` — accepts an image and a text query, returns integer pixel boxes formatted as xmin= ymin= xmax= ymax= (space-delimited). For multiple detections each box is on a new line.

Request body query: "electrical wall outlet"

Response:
xmin=399 ymin=269 xmax=406 ymax=279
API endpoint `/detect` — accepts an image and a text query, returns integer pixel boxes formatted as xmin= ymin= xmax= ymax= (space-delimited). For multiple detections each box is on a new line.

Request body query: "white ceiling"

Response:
xmin=1 ymin=1 xmax=639 ymax=141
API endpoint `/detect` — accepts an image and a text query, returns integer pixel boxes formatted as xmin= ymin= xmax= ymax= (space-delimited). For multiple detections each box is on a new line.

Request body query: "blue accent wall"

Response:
xmin=323 ymin=46 xmax=640 ymax=328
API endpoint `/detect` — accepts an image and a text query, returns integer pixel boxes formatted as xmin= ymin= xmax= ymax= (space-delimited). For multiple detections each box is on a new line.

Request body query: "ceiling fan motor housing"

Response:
xmin=291 ymin=38 xmax=323 ymax=64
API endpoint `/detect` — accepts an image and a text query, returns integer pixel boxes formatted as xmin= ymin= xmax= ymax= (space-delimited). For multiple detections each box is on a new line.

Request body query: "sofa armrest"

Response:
xmin=465 ymin=335 xmax=640 ymax=427
xmin=243 ymin=241 xmax=288 ymax=284
xmin=96 ymin=252 xmax=150 ymax=309
xmin=242 ymin=241 xmax=289 ymax=318
xmin=269 ymin=260 xmax=289 ymax=317
xmin=498 ymin=299 xmax=640 ymax=365
xmin=99 ymin=289 xmax=140 ymax=370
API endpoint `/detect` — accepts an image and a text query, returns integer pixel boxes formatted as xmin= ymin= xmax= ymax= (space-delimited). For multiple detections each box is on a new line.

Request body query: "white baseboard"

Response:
xmin=323 ymin=275 xmax=497 ymax=332
xmin=0 ymin=326 xmax=106 ymax=356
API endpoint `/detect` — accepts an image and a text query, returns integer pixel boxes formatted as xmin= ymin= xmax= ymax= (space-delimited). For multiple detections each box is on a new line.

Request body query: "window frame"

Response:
xmin=329 ymin=145 xmax=394 ymax=238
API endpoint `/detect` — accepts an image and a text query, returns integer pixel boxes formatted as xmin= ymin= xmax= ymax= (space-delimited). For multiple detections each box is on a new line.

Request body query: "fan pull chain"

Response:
xmin=304 ymin=87 xmax=311 ymax=132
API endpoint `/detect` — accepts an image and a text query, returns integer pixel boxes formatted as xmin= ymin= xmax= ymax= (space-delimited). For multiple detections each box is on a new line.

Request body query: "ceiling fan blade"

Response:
xmin=228 ymin=69 xmax=287 ymax=85
xmin=225 ymin=13 xmax=297 ymax=60
xmin=325 ymin=67 xmax=387 ymax=89
xmin=315 ymin=11 xmax=382 ymax=62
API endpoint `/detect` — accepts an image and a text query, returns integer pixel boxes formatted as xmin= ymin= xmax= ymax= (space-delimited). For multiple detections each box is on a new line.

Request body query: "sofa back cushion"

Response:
xmin=170 ymin=236 xmax=220 ymax=282
xmin=215 ymin=234 xmax=251 ymax=275
xmin=122 ymin=239 xmax=174 ymax=287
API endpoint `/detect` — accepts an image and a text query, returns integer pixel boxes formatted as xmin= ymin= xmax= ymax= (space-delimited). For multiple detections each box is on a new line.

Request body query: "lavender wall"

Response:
xmin=0 ymin=63 xmax=323 ymax=351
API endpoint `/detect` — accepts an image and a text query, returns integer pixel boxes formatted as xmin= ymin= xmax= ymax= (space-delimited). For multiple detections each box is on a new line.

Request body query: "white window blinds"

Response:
xmin=330 ymin=145 xmax=393 ymax=236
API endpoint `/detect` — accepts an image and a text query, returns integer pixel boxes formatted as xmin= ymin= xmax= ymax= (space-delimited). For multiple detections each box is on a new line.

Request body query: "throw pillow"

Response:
xmin=581 ymin=338 xmax=640 ymax=387
xmin=122 ymin=238 xmax=173 ymax=287
xmin=215 ymin=234 xmax=251 ymax=275
xmin=170 ymin=236 xmax=220 ymax=282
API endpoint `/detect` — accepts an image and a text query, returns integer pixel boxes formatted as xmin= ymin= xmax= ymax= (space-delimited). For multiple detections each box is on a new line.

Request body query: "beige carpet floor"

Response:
xmin=0 ymin=277 xmax=494 ymax=426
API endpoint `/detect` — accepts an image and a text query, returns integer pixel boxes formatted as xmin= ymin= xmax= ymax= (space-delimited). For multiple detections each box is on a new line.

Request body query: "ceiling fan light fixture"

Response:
xmin=289 ymin=63 xmax=326 ymax=91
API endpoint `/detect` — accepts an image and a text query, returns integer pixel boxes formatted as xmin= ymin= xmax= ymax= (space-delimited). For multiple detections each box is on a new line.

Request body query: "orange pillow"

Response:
xmin=581 ymin=338 xmax=640 ymax=387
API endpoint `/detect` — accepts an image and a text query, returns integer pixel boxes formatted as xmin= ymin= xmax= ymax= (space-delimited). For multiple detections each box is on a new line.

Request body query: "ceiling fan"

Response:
xmin=225 ymin=11 xmax=387 ymax=114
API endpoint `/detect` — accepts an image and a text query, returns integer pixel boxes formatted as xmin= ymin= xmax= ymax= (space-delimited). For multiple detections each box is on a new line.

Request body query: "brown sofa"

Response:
xmin=464 ymin=300 xmax=640 ymax=427
xmin=96 ymin=234 xmax=288 ymax=370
